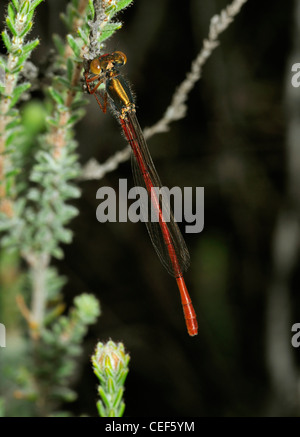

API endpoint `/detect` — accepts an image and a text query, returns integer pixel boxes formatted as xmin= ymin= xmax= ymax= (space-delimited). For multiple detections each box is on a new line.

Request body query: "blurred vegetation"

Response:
xmin=0 ymin=0 xmax=130 ymax=417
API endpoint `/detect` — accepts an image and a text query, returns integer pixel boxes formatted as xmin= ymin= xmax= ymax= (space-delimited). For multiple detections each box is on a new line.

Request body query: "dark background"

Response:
xmin=2 ymin=0 xmax=300 ymax=416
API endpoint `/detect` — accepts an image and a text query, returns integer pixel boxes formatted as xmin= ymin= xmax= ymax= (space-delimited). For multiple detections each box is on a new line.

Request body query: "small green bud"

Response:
xmin=92 ymin=341 xmax=130 ymax=417
xmin=93 ymin=341 xmax=129 ymax=376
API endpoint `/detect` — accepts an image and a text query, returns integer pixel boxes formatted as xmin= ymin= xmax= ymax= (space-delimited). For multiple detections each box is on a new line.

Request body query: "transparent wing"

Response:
xmin=122 ymin=111 xmax=190 ymax=277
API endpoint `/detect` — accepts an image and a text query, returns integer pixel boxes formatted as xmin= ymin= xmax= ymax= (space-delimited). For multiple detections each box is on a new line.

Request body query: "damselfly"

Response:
xmin=84 ymin=51 xmax=198 ymax=336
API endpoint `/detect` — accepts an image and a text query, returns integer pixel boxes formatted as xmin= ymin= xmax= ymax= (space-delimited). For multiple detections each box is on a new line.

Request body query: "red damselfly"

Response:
xmin=84 ymin=51 xmax=198 ymax=336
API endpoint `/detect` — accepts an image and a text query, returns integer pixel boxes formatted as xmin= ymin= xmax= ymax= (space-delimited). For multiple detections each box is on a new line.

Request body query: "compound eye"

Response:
xmin=113 ymin=51 xmax=127 ymax=67
xmin=90 ymin=58 xmax=101 ymax=75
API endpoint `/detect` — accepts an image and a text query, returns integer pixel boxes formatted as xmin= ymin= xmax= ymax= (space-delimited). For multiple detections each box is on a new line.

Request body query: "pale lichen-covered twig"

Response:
xmin=80 ymin=0 xmax=249 ymax=181
xmin=87 ymin=0 xmax=107 ymax=59
xmin=86 ymin=0 xmax=133 ymax=60
xmin=79 ymin=150 xmax=130 ymax=180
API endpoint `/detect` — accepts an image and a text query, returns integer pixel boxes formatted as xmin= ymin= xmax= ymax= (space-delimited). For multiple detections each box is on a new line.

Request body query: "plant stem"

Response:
xmin=23 ymin=251 xmax=50 ymax=332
